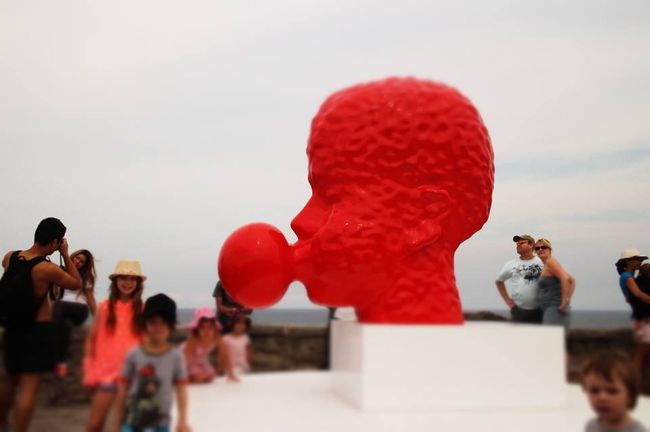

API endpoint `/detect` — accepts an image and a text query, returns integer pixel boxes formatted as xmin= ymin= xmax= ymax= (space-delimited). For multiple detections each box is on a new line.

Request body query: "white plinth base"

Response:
xmin=176 ymin=372 xmax=650 ymax=432
xmin=331 ymin=320 xmax=566 ymax=411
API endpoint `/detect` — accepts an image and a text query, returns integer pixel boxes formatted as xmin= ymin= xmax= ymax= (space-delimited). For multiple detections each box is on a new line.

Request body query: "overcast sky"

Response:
xmin=1 ymin=0 xmax=648 ymax=311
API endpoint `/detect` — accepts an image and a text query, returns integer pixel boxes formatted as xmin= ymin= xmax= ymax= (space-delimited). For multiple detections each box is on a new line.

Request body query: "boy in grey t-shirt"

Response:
xmin=111 ymin=294 xmax=190 ymax=432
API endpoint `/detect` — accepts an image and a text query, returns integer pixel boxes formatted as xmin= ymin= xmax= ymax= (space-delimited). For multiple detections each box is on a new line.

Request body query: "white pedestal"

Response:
xmin=331 ymin=320 xmax=567 ymax=411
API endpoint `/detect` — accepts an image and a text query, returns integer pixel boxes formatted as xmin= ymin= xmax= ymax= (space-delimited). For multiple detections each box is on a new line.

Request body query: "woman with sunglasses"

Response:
xmin=534 ymin=238 xmax=575 ymax=326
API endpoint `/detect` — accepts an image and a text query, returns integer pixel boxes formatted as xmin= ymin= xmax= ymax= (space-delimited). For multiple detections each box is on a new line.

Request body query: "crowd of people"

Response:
xmin=0 ymin=218 xmax=252 ymax=432
xmin=0 ymin=219 xmax=648 ymax=431
xmin=496 ymin=234 xmax=649 ymax=431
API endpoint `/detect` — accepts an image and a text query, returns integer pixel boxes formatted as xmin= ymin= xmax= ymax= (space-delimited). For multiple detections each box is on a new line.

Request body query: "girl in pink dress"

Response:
xmin=182 ymin=307 xmax=235 ymax=383
xmin=222 ymin=314 xmax=252 ymax=378
xmin=83 ymin=261 xmax=145 ymax=432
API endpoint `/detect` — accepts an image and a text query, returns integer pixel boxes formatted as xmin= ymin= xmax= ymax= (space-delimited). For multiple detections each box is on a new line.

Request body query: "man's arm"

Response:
xmin=56 ymin=238 xmax=82 ymax=290
xmin=41 ymin=263 xmax=82 ymax=291
xmin=495 ymin=280 xmax=515 ymax=308
xmin=36 ymin=240 xmax=82 ymax=291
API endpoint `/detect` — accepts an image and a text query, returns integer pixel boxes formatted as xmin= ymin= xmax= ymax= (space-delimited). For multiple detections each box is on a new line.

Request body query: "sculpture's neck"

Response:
xmin=355 ymin=248 xmax=462 ymax=324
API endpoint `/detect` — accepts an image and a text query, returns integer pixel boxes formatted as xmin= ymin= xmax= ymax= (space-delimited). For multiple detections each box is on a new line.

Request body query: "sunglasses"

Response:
xmin=535 ymin=246 xmax=549 ymax=251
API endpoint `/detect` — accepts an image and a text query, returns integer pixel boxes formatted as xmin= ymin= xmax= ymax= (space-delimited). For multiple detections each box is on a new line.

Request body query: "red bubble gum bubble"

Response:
xmin=218 ymin=223 xmax=293 ymax=308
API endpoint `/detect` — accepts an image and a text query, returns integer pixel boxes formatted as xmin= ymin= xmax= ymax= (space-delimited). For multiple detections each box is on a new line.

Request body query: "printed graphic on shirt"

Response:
xmin=516 ymin=263 xmax=543 ymax=282
xmin=126 ymin=364 xmax=162 ymax=428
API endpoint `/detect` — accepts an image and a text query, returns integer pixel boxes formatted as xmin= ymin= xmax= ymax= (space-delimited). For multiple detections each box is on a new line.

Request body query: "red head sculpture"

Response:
xmin=218 ymin=77 xmax=494 ymax=324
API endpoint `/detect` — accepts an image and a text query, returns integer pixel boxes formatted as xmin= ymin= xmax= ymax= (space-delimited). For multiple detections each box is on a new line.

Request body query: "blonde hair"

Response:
xmin=536 ymin=238 xmax=552 ymax=250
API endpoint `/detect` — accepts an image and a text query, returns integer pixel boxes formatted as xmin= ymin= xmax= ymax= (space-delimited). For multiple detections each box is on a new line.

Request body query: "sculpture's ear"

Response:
xmin=405 ymin=186 xmax=450 ymax=251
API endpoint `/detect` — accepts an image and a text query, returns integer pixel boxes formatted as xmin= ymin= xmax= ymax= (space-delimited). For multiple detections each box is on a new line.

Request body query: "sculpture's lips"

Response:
xmin=290 ymin=239 xmax=311 ymax=284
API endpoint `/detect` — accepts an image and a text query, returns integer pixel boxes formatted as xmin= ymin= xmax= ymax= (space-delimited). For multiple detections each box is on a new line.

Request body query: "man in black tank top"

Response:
xmin=0 ymin=217 xmax=82 ymax=432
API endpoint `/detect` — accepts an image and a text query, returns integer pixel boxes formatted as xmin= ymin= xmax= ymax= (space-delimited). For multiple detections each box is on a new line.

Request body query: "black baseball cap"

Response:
xmin=143 ymin=293 xmax=177 ymax=326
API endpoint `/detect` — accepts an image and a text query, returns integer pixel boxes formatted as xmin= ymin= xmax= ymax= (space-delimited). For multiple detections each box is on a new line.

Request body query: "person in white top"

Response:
xmin=495 ymin=234 xmax=544 ymax=323
xmin=52 ymin=249 xmax=97 ymax=377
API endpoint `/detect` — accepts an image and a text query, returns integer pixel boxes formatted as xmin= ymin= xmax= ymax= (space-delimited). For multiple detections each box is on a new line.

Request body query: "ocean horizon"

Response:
xmin=176 ymin=308 xmax=634 ymax=330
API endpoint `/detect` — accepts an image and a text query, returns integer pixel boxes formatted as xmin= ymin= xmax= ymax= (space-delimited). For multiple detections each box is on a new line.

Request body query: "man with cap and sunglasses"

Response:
xmin=495 ymin=234 xmax=544 ymax=323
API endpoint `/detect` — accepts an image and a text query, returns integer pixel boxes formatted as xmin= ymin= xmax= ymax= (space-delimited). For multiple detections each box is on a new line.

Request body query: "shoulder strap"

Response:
xmin=28 ymin=256 xmax=47 ymax=267
xmin=8 ymin=251 xmax=47 ymax=268
xmin=19 ymin=255 xmax=50 ymax=306
xmin=1 ymin=251 xmax=23 ymax=279
xmin=7 ymin=250 xmax=21 ymax=268
xmin=28 ymin=257 xmax=50 ymax=305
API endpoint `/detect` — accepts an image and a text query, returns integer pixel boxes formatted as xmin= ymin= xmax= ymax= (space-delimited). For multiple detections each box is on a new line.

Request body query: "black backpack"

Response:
xmin=0 ymin=251 xmax=48 ymax=330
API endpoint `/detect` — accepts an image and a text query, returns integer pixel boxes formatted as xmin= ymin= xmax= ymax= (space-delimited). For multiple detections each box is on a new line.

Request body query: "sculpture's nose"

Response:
xmin=291 ymin=195 xmax=330 ymax=240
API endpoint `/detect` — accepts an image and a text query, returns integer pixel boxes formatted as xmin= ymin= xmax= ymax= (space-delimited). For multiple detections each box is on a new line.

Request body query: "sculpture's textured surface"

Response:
xmin=219 ymin=77 xmax=494 ymax=324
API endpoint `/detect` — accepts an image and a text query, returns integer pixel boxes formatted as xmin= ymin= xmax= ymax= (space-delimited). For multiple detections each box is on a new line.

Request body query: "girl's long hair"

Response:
xmin=71 ymin=249 xmax=96 ymax=299
xmin=106 ymin=278 xmax=144 ymax=334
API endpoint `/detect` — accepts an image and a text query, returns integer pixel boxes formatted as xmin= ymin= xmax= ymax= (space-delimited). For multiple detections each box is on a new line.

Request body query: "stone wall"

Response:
xmin=0 ymin=325 xmax=330 ymax=406
xmin=0 ymin=320 xmax=648 ymax=408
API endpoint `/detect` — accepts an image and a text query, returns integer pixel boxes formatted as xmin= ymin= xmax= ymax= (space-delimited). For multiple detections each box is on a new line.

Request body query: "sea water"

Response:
xmin=177 ymin=308 xmax=633 ymax=329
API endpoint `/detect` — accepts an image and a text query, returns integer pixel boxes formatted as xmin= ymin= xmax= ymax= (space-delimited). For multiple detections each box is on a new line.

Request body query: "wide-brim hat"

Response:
xmin=188 ymin=307 xmax=221 ymax=330
xmin=619 ymin=248 xmax=648 ymax=261
xmin=109 ymin=260 xmax=147 ymax=281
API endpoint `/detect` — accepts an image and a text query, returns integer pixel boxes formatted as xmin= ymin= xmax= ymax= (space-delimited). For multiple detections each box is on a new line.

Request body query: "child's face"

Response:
xmin=198 ymin=319 xmax=216 ymax=337
xmin=145 ymin=315 xmax=171 ymax=343
xmin=583 ymin=372 xmax=630 ymax=424
xmin=116 ymin=275 xmax=139 ymax=298
xmin=232 ymin=320 xmax=246 ymax=334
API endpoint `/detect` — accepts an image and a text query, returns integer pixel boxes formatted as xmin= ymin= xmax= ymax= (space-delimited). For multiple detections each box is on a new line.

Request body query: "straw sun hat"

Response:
xmin=109 ymin=260 xmax=147 ymax=281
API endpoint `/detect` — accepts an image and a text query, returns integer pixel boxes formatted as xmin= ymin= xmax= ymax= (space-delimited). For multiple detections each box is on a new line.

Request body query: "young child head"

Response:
xmin=189 ymin=307 xmax=220 ymax=337
xmin=231 ymin=314 xmax=251 ymax=335
xmin=142 ymin=293 xmax=177 ymax=341
xmin=639 ymin=263 xmax=650 ymax=280
xmin=581 ymin=352 xmax=639 ymax=424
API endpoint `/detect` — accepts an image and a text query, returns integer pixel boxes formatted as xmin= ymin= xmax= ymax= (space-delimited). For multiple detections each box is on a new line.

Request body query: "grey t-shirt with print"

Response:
xmin=585 ymin=418 xmax=648 ymax=432
xmin=121 ymin=345 xmax=187 ymax=428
